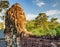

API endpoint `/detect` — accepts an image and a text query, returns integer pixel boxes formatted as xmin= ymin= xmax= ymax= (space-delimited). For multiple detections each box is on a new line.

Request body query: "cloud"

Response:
xmin=45 ymin=10 xmax=60 ymax=22
xmin=26 ymin=10 xmax=60 ymax=20
xmin=45 ymin=10 xmax=60 ymax=16
xmin=36 ymin=1 xmax=45 ymax=7
xmin=52 ymin=3 xmax=57 ymax=7
xmin=0 ymin=19 xmax=3 ymax=22
xmin=26 ymin=13 xmax=37 ymax=20
xmin=0 ymin=9 xmax=6 ymax=22
xmin=26 ymin=10 xmax=60 ymax=22
xmin=33 ymin=0 xmax=45 ymax=7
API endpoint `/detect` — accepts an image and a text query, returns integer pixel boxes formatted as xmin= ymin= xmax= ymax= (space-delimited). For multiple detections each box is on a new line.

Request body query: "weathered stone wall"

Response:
xmin=21 ymin=35 xmax=60 ymax=47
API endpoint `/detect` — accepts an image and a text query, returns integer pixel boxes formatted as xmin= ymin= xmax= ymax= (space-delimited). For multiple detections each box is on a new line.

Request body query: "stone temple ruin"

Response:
xmin=4 ymin=3 xmax=31 ymax=47
xmin=4 ymin=3 xmax=60 ymax=47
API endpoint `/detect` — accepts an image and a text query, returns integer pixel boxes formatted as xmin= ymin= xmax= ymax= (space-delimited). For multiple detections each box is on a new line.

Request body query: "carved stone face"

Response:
xmin=4 ymin=3 xmax=32 ymax=37
xmin=5 ymin=3 xmax=27 ymax=34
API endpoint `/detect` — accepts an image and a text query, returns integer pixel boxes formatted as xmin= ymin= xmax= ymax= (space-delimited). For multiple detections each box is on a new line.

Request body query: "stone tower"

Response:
xmin=4 ymin=3 xmax=27 ymax=47
xmin=5 ymin=3 xmax=27 ymax=34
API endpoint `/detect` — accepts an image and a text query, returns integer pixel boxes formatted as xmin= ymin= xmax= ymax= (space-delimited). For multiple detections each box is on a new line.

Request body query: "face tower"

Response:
xmin=4 ymin=3 xmax=27 ymax=47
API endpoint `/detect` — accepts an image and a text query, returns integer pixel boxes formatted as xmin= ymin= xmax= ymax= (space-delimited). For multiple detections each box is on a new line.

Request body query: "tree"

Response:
xmin=0 ymin=0 xmax=9 ymax=12
xmin=35 ymin=13 xmax=49 ymax=30
xmin=51 ymin=18 xmax=57 ymax=22
xmin=49 ymin=18 xmax=59 ymax=29
xmin=0 ymin=0 xmax=9 ymax=31
xmin=26 ymin=20 xmax=35 ymax=31
xmin=0 ymin=0 xmax=9 ymax=20
xmin=26 ymin=13 xmax=60 ymax=36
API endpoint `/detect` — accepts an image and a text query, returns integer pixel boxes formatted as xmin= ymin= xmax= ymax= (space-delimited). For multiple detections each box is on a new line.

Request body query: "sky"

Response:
xmin=8 ymin=0 xmax=60 ymax=21
xmin=0 ymin=30 xmax=4 ymax=38
xmin=0 ymin=0 xmax=60 ymax=22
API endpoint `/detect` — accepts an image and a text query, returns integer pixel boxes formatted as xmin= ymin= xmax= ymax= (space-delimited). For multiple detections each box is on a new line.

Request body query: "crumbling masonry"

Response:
xmin=4 ymin=3 xmax=31 ymax=47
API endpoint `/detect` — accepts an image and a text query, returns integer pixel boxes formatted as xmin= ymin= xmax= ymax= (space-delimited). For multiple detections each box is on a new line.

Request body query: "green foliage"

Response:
xmin=55 ymin=26 xmax=60 ymax=37
xmin=0 ymin=1 xmax=9 ymax=8
xmin=26 ymin=13 xmax=60 ymax=36
xmin=0 ymin=0 xmax=9 ymax=12
xmin=26 ymin=20 xmax=35 ymax=31
xmin=0 ymin=22 xmax=4 ymax=31
xmin=0 ymin=0 xmax=9 ymax=31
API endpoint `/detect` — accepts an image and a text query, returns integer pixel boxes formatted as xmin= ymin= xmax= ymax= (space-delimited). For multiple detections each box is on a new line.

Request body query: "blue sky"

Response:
xmin=9 ymin=0 xmax=60 ymax=21
xmin=0 ymin=0 xmax=60 ymax=22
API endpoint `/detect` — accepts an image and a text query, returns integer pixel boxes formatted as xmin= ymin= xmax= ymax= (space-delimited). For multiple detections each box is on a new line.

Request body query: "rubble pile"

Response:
xmin=21 ymin=35 xmax=60 ymax=47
